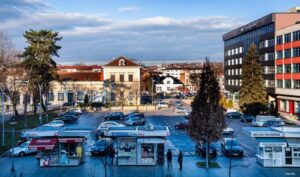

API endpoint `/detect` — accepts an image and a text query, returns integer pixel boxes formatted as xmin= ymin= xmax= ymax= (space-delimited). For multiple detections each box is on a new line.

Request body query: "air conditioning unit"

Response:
xmin=146 ymin=124 xmax=154 ymax=131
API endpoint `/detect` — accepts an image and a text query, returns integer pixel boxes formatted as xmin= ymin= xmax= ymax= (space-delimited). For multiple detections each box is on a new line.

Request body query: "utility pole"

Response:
xmin=39 ymin=85 xmax=42 ymax=126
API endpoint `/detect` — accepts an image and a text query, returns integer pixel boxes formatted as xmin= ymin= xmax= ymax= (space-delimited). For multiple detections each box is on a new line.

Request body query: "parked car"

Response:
xmin=223 ymin=127 xmax=234 ymax=135
xmin=45 ymin=120 xmax=64 ymax=127
xmin=56 ymin=115 xmax=78 ymax=123
xmin=226 ymin=112 xmax=243 ymax=119
xmin=157 ymin=102 xmax=169 ymax=109
xmin=196 ymin=141 xmax=217 ymax=158
xmin=9 ymin=141 xmax=37 ymax=157
xmin=69 ymin=108 xmax=82 ymax=115
xmin=184 ymin=111 xmax=191 ymax=116
xmin=221 ymin=138 xmax=243 ymax=157
xmin=241 ymin=114 xmax=255 ymax=123
xmin=125 ymin=113 xmax=145 ymax=120
xmin=174 ymin=107 xmax=186 ymax=113
xmin=91 ymin=138 xmax=113 ymax=156
xmin=175 ymin=120 xmax=189 ymax=130
xmin=97 ymin=121 xmax=125 ymax=130
xmin=124 ymin=117 xmax=145 ymax=126
xmin=175 ymin=100 xmax=183 ymax=106
xmin=57 ymin=110 xmax=80 ymax=117
xmin=251 ymin=115 xmax=279 ymax=127
xmin=104 ymin=112 xmax=124 ymax=120
xmin=262 ymin=120 xmax=285 ymax=127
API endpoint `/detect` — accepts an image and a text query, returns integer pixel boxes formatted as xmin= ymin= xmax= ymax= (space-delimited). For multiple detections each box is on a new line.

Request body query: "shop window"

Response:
xmin=280 ymin=100 xmax=287 ymax=111
xmin=295 ymin=101 xmax=300 ymax=114
xmin=58 ymin=93 xmax=64 ymax=101
xmin=259 ymin=147 xmax=264 ymax=156
xmin=141 ymin=144 xmax=154 ymax=159
xmin=293 ymin=147 xmax=300 ymax=157
xmin=274 ymin=147 xmax=282 ymax=152
xmin=77 ymin=91 xmax=83 ymax=101
xmin=265 ymin=147 xmax=273 ymax=158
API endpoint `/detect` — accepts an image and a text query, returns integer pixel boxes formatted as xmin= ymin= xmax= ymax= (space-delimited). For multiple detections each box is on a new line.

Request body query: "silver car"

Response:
xmin=9 ymin=141 xmax=37 ymax=157
xmin=125 ymin=117 xmax=145 ymax=126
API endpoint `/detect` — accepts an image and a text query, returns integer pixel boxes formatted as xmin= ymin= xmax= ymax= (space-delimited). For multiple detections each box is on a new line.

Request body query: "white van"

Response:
xmin=251 ymin=115 xmax=278 ymax=127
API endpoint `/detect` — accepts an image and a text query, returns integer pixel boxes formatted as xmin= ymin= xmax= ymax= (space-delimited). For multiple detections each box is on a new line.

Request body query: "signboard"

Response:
xmin=251 ymin=131 xmax=283 ymax=137
xmin=260 ymin=142 xmax=287 ymax=147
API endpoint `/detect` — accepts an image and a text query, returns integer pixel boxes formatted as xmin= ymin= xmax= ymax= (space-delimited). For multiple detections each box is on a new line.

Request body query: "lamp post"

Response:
xmin=1 ymin=88 xmax=5 ymax=149
xmin=9 ymin=121 xmax=17 ymax=172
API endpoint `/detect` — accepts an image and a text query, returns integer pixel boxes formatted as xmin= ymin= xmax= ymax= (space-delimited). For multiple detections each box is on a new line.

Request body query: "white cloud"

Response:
xmin=118 ymin=6 xmax=142 ymax=13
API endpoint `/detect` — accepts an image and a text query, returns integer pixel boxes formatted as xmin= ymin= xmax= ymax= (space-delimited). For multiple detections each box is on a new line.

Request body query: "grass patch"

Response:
xmin=0 ymin=109 xmax=61 ymax=155
xmin=196 ymin=161 xmax=221 ymax=168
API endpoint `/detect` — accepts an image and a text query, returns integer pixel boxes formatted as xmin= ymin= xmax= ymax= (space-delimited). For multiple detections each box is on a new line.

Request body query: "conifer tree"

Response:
xmin=189 ymin=58 xmax=226 ymax=169
xmin=239 ymin=44 xmax=267 ymax=115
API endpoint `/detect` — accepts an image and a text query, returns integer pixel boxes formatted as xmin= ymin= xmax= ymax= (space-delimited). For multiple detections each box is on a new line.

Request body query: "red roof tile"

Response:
xmin=104 ymin=56 xmax=140 ymax=67
xmin=58 ymin=72 xmax=103 ymax=81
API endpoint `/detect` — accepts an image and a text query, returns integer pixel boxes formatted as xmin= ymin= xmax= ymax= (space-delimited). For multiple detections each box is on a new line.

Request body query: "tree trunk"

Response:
xmin=205 ymin=135 xmax=209 ymax=169
xmin=12 ymin=103 xmax=19 ymax=119
xmin=23 ymin=94 xmax=28 ymax=128
xmin=33 ymin=101 xmax=37 ymax=115
xmin=45 ymin=90 xmax=49 ymax=123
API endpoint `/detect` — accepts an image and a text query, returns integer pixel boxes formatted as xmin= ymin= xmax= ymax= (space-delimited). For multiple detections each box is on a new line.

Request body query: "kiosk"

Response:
xmin=104 ymin=125 xmax=170 ymax=166
xmin=245 ymin=127 xmax=300 ymax=167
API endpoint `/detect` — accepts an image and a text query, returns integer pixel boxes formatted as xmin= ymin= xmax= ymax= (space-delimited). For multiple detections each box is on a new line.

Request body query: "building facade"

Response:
xmin=275 ymin=23 xmax=300 ymax=117
xmin=102 ymin=56 xmax=142 ymax=106
xmin=223 ymin=9 xmax=300 ymax=104
xmin=155 ymin=76 xmax=183 ymax=94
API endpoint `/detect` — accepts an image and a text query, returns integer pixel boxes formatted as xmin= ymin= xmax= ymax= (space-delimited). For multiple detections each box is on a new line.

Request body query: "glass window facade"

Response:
xmin=276 ymin=35 xmax=283 ymax=44
xmin=293 ymin=47 xmax=300 ymax=57
xmin=285 ymin=64 xmax=291 ymax=73
xmin=284 ymin=49 xmax=291 ymax=58
xmin=294 ymin=63 xmax=300 ymax=73
xmin=284 ymin=33 xmax=291 ymax=43
xmin=293 ymin=30 xmax=300 ymax=41
xmin=277 ymin=80 xmax=283 ymax=88
xmin=276 ymin=65 xmax=283 ymax=73
xmin=285 ymin=80 xmax=291 ymax=88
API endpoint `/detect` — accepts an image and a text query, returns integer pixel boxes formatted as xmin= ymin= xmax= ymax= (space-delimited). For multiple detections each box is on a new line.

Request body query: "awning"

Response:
xmin=29 ymin=138 xmax=57 ymax=150
xmin=287 ymin=139 xmax=300 ymax=147
xmin=58 ymin=138 xmax=84 ymax=143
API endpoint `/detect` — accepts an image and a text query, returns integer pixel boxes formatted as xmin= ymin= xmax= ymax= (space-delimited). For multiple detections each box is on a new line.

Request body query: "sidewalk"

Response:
xmin=0 ymin=156 xmax=299 ymax=177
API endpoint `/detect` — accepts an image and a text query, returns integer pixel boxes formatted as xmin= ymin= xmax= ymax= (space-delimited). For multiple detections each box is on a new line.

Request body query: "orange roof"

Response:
xmin=57 ymin=65 xmax=102 ymax=70
xmin=58 ymin=72 xmax=104 ymax=81
xmin=104 ymin=56 xmax=140 ymax=67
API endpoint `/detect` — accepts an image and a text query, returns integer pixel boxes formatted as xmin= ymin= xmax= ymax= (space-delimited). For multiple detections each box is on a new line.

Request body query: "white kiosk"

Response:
xmin=104 ymin=125 xmax=170 ymax=166
xmin=245 ymin=127 xmax=300 ymax=167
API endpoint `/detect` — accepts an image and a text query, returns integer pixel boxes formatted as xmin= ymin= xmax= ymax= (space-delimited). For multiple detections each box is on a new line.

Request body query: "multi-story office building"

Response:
xmin=223 ymin=8 xmax=300 ymax=103
xmin=275 ymin=23 xmax=300 ymax=117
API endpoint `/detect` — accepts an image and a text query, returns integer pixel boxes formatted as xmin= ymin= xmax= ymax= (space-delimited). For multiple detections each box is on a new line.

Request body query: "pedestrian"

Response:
xmin=178 ymin=151 xmax=183 ymax=171
xmin=109 ymin=148 xmax=116 ymax=165
xmin=167 ymin=149 xmax=172 ymax=169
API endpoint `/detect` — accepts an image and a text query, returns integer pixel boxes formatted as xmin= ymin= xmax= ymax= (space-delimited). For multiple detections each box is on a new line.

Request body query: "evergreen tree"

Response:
xmin=189 ymin=58 xmax=226 ymax=169
xmin=239 ymin=44 xmax=267 ymax=115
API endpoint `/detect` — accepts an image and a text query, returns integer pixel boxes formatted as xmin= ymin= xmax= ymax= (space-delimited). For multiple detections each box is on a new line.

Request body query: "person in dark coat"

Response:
xmin=167 ymin=149 xmax=172 ymax=169
xmin=178 ymin=151 xmax=183 ymax=170
xmin=109 ymin=148 xmax=116 ymax=165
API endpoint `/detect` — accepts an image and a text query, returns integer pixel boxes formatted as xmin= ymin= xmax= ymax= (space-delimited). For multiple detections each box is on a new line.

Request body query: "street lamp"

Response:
xmin=9 ymin=121 xmax=17 ymax=172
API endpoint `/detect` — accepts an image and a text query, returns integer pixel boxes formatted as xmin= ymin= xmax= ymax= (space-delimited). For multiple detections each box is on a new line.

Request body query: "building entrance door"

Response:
xmin=285 ymin=147 xmax=292 ymax=165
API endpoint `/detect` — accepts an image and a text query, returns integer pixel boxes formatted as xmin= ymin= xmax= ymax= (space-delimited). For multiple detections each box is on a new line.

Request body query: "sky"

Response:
xmin=0 ymin=0 xmax=299 ymax=65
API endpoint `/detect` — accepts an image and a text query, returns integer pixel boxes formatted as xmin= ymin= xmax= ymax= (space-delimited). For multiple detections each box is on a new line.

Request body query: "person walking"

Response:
xmin=109 ymin=148 xmax=116 ymax=165
xmin=167 ymin=149 xmax=172 ymax=169
xmin=178 ymin=151 xmax=183 ymax=171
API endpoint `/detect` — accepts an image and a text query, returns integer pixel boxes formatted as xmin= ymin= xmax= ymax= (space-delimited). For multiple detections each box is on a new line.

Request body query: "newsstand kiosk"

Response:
xmin=103 ymin=125 xmax=170 ymax=166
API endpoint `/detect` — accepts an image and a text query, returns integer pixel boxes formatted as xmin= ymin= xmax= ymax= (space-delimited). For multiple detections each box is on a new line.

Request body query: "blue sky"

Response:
xmin=0 ymin=0 xmax=299 ymax=65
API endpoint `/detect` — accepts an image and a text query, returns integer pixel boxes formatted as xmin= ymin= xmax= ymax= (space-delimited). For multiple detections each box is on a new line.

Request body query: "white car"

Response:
xmin=70 ymin=108 xmax=82 ymax=115
xmin=223 ymin=127 xmax=234 ymax=135
xmin=9 ymin=141 xmax=37 ymax=157
xmin=184 ymin=111 xmax=191 ymax=116
xmin=97 ymin=121 xmax=125 ymax=130
xmin=174 ymin=107 xmax=186 ymax=113
xmin=45 ymin=120 xmax=65 ymax=127
xmin=157 ymin=102 xmax=169 ymax=109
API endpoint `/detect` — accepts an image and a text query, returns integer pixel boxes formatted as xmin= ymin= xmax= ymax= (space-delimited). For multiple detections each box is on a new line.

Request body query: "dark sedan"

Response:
xmin=241 ymin=114 xmax=255 ymax=123
xmin=175 ymin=120 xmax=189 ymax=130
xmin=196 ymin=141 xmax=217 ymax=158
xmin=104 ymin=112 xmax=124 ymax=120
xmin=221 ymin=138 xmax=243 ymax=157
xmin=226 ymin=112 xmax=242 ymax=119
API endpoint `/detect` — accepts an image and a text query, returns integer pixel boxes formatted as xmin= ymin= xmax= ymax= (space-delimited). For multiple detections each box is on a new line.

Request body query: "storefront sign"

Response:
xmin=260 ymin=142 xmax=286 ymax=147
xmin=58 ymin=138 xmax=83 ymax=143
xmin=252 ymin=131 xmax=283 ymax=137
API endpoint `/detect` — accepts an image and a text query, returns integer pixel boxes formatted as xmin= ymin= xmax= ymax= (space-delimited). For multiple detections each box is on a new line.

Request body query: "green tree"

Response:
xmin=239 ymin=44 xmax=267 ymax=115
xmin=21 ymin=29 xmax=62 ymax=121
xmin=189 ymin=58 xmax=226 ymax=169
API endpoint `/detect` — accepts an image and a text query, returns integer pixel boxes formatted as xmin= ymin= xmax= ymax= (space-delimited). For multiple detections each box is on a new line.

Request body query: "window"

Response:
xmin=239 ymin=58 xmax=242 ymax=64
xmin=259 ymin=54 xmax=264 ymax=61
xmin=277 ymin=80 xmax=283 ymax=88
xmin=280 ymin=100 xmax=287 ymax=111
xmin=268 ymin=52 xmax=275 ymax=60
xmin=276 ymin=35 xmax=283 ymax=44
xmin=128 ymin=74 xmax=133 ymax=82
xmin=285 ymin=64 xmax=291 ymax=73
xmin=276 ymin=65 xmax=283 ymax=73
xmin=120 ymin=74 xmax=124 ymax=82
xmin=239 ymin=47 xmax=243 ymax=53
xmin=141 ymin=144 xmax=154 ymax=159
xmin=293 ymin=30 xmax=300 ymax=41
xmin=120 ymin=92 xmax=124 ymax=99
xmin=293 ymin=47 xmax=300 ymax=57
xmin=239 ymin=69 xmax=242 ymax=75
xmin=259 ymin=41 xmax=265 ymax=49
xmin=294 ymin=80 xmax=300 ymax=89
xmin=111 ymin=74 xmax=115 ymax=82
xmin=285 ymin=33 xmax=291 ymax=43
xmin=58 ymin=92 xmax=64 ymax=101
xmin=276 ymin=50 xmax=283 ymax=59
xmin=285 ymin=80 xmax=291 ymax=88
xmin=167 ymin=81 xmax=170 ymax=84
xmin=267 ymin=66 xmax=275 ymax=74
xmin=235 ymin=80 xmax=238 ymax=86
xmin=284 ymin=49 xmax=291 ymax=58
xmin=119 ymin=59 xmax=125 ymax=66
xmin=235 ymin=69 xmax=238 ymax=75
xmin=235 ymin=48 xmax=238 ymax=54
xmin=235 ymin=58 xmax=238 ymax=65
xmin=294 ymin=63 xmax=300 ymax=73
xmin=228 ymin=60 xmax=230 ymax=66
xmin=48 ymin=92 xmax=54 ymax=101
xmin=77 ymin=91 xmax=84 ymax=101
xmin=111 ymin=93 xmax=115 ymax=101
xmin=268 ymin=38 xmax=274 ymax=47
xmin=268 ymin=80 xmax=275 ymax=88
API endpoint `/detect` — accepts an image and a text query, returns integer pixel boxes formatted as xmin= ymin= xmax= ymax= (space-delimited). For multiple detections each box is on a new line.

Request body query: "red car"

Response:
xmin=175 ymin=121 xmax=189 ymax=130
